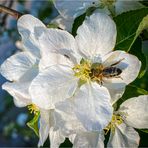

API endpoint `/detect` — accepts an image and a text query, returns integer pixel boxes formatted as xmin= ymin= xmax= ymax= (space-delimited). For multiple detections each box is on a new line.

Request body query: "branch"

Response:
xmin=0 ymin=4 xmax=23 ymax=20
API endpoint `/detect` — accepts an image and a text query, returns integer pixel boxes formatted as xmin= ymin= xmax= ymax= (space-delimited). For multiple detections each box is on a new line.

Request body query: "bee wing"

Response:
xmin=103 ymin=51 xmax=121 ymax=67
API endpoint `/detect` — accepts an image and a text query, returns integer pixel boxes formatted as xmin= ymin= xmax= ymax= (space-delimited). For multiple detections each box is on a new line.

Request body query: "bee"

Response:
xmin=90 ymin=58 xmax=124 ymax=85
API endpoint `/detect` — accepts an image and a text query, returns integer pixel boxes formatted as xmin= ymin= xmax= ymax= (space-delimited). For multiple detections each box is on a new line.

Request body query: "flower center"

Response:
xmin=104 ymin=114 xmax=123 ymax=134
xmin=73 ymin=59 xmax=105 ymax=85
xmin=72 ymin=59 xmax=92 ymax=81
xmin=28 ymin=104 xmax=39 ymax=115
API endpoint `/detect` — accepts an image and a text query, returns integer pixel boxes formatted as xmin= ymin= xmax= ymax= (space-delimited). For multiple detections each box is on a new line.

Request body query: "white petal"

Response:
xmin=39 ymin=52 xmax=73 ymax=71
xmin=115 ymin=1 xmax=144 ymax=15
xmin=38 ymin=28 xmax=81 ymax=64
xmin=107 ymin=123 xmax=140 ymax=147
xmin=51 ymin=15 xmax=73 ymax=32
xmin=29 ymin=65 xmax=78 ymax=110
xmin=119 ymin=95 xmax=148 ymax=129
xmin=0 ymin=52 xmax=37 ymax=81
xmin=2 ymin=82 xmax=31 ymax=107
xmin=73 ymin=132 xmax=104 ymax=148
xmin=38 ymin=109 xmax=50 ymax=147
xmin=17 ymin=14 xmax=46 ymax=58
xmin=76 ymin=13 xmax=116 ymax=58
xmin=54 ymin=98 xmax=86 ymax=136
xmin=54 ymin=0 xmax=98 ymax=19
xmin=74 ymin=82 xmax=113 ymax=131
xmin=49 ymin=127 xmax=65 ymax=148
xmin=103 ymin=79 xmax=126 ymax=104
xmin=103 ymin=50 xmax=141 ymax=85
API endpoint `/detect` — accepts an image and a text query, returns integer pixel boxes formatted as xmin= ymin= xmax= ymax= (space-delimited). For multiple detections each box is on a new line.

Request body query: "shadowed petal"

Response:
xmin=74 ymin=82 xmax=113 ymax=131
xmin=107 ymin=123 xmax=140 ymax=147
xmin=119 ymin=95 xmax=148 ymax=129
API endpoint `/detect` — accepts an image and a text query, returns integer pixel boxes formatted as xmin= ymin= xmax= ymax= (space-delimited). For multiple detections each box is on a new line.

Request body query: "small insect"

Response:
xmin=90 ymin=58 xmax=124 ymax=85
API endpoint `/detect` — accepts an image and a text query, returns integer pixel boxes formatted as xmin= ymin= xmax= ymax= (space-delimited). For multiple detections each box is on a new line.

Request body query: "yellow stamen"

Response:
xmin=28 ymin=104 xmax=39 ymax=115
xmin=104 ymin=114 xmax=123 ymax=135
xmin=72 ymin=59 xmax=91 ymax=81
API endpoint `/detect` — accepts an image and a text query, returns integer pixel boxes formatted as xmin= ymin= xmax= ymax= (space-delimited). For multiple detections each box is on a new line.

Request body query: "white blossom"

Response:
xmin=53 ymin=0 xmax=144 ymax=31
xmin=29 ymin=13 xmax=141 ymax=132
xmin=0 ymin=14 xmax=70 ymax=146
xmin=105 ymin=95 xmax=148 ymax=147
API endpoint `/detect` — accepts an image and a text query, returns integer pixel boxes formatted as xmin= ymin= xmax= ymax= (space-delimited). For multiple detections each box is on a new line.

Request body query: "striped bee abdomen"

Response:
xmin=102 ymin=67 xmax=122 ymax=77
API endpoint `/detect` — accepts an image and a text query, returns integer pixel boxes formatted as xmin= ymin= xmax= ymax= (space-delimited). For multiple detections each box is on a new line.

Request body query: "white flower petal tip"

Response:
xmin=119 ymin=95 xmax=148 ymax=129
xmin=2 ymin=82 xmax=31 ymax=107
xmin=74 ymin=83 xmax=113 ymax=132
xmin=0 ymin=52 xmax=37 ymax=82
xmin=17 ymin=14 xmax=46 ymax=31
xmin=38 ymin=28 xmax=81 ymax=65
xmin=76 ymin=12 xmax=116 ymax=58
xmin=17 ymin=14 xmax=46 ymax=58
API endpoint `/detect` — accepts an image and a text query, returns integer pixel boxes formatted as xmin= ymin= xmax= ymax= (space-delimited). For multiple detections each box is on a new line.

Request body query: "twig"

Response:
xmin=0 ymin=4 xmax=23 ymax=20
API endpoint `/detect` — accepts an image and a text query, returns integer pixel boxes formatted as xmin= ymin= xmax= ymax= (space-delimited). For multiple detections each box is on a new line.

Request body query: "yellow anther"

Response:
xmin=72 ymin=59 xmax=91 ymax=81
xmin=28 ymin=104 xmax=39 ymax=115
xmin=104 ymin=114 xmax=123 ymax=135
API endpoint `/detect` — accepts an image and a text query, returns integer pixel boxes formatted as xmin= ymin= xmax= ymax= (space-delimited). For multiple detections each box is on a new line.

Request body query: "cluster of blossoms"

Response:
xmin=0 ymin=0 xmax=148 ymax=147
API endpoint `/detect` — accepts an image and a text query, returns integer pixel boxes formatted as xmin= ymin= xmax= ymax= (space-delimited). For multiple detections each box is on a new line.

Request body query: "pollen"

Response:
xmin=28 ymin=104 xmax=39 ymax=115
xmin=72 ymin=59 xmax=91 ymax=81
xmin=104 ymin=114 xmax=123 ymax=135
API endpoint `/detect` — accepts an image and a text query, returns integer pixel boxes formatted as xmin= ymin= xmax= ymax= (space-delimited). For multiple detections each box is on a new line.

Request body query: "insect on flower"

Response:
xmin=90 ymin=58 xmax=124 ymax=85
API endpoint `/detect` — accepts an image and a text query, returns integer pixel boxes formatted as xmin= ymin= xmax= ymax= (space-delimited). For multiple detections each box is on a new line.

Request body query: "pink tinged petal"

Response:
xmin=0 ymin=52 xmax=37 ymax=81
xmin=103 ymin=50 xmax=141 ymax=84
xmin=29 ymin=65 xmax=78 ymax=110
xmin=107 ymin=123 xmax=140 ymax=147
xmin=38 ymin=109 xmax=50 ymax=147
xmin=119 ymin=95 xmax=148 ymax=129
xmin=74 ymin=82 xmax=113 ymax=131
xmin=75 ymin=13 xmax=116 ymax=58
xmin=73 ymin=132 xmax=104 ymax=148
xmin=17 ymin=14 xmax=46 ymax=58
xmin=2 ymin=82 xmax=32 ymax=107
xmin=38 ymin=28 xmax=81 ymax=65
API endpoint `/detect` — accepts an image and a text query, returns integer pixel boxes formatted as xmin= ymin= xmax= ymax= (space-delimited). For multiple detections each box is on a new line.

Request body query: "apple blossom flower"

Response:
xmin=103 ymin=95 xmax=148 ymax=147
xmin=0 ymin=14 xmax=70 ymax=146
xmin=51 ymin=98 xmax=105 ymax=148
xmin=53 ymin=0 xmax=144 ymax=31
xmin=53 ymin=95 xmax=148 ymax=148
xmin=29 ymin=12 xmax=141 ymax=132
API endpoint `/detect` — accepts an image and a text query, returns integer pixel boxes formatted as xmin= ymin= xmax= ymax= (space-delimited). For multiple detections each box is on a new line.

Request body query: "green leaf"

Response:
xmin=142 ymin=41 xmax=148 ymax=78
xmin=114 ymin=8 xmax=148 ymax=52
xmin=47 ymin=23 xmax=59 ymax=28
xmin=72 ymin=6 xmax=97 ymax=36
xmin=117 ymin=85 xmax=148 ymax=108
xmin=72 ymin=13 xmax=86 ymax=37
xmin=129 ymin=37 xmax=147 ymax=78
xmin=140 ymin=129 xmax=148 ymax=134
xmin=27 ymin=112 xmax=40 ymax=137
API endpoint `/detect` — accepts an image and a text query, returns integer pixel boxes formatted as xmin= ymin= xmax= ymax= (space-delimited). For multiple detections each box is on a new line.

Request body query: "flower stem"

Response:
xmin=0 ymin=4 xmax=23 ymax=19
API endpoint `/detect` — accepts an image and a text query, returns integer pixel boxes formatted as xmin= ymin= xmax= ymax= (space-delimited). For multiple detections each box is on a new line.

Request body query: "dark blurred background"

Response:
xmin=0 ymin=0 xmax=148 ymax=147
